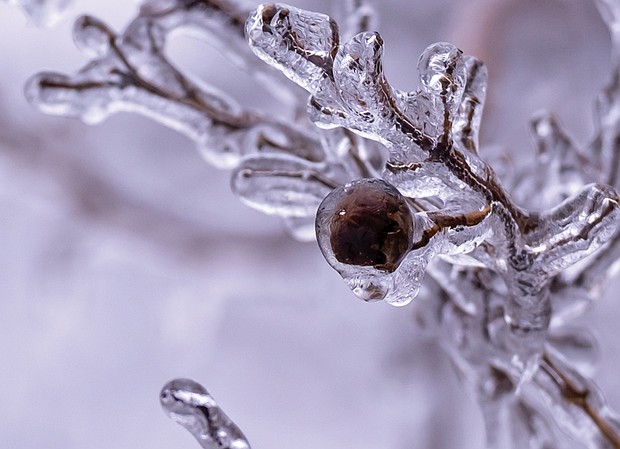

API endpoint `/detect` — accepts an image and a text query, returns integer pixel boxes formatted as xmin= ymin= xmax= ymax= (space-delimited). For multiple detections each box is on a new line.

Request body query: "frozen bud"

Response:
xmin=246 ymin=3 xmax=339 ymax=92
xmin=317 ymin=178 xmax=432 ymax=305
xmin=320 ymin=178 xmax=413 ymax=273
xmin=417 ymin=42 xmax=465 ymax=98
xmin=73 ymin=15 xmax=113 ymax=57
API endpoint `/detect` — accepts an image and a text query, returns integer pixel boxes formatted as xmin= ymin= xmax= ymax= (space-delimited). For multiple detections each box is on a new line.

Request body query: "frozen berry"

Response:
xmin=328 ymin=179 xmax=413 ymax=272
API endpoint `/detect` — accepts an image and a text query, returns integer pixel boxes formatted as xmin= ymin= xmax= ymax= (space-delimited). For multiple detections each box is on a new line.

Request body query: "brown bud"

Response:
xmin=328 ymin=179 xmax=413 ymax=272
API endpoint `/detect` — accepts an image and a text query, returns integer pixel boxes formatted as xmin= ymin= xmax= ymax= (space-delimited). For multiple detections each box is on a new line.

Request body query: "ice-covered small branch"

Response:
xmin=26 ymin=8 xmax=293 ymax=168
xmin=247 ymin=4 xmax=620 ymax=343
xmin=537 ymin=353 xmax=620 ymax=448
xmin=246 ymin=2 xmax=620 ymax=446
xmin=26 ymin=0 xmax=384 ymax=238
xmin=161 ymin=379 xmax=251 ymax=449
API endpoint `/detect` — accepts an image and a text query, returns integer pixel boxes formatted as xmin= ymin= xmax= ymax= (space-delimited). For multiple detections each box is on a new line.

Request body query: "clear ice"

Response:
xmin=23 ymin=0 xmax=620 ymax=447
xmin=161 ymin=379 xmax=251 ymax=449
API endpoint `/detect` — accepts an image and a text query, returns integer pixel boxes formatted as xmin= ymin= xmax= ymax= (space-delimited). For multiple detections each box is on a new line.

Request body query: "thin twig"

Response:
xmin=540 ymin=353 xmax=620 ymax=449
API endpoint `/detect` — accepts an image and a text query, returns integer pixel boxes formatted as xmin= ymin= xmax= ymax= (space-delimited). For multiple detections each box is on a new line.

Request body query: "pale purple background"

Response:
xmin=1 ymin=1 xmax=619 ymax=448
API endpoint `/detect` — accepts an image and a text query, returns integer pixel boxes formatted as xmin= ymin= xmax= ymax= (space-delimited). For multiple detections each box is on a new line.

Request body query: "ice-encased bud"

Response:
xmin=333 ymin=31 xmax=385 ymax=116
xmin=246 ymin=3 xmax=339 ymax=92
xmin=73 ymin=15 xmax=112 ymax=57
xmin=161 ymin=379 xmax=251 ymax=449
xmin=316 ymin=178 xmax=434 ymax=306
xmin=417 ymin=42 xmax=465 ymax=100
xmin=326 ymin=178 xmax=412 ymax=272
xmin=452 ymin=55 xmax=487 ymax=153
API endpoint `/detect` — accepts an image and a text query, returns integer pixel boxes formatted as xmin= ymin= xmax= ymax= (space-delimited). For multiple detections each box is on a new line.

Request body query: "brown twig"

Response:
xmin=540 ymin=353 xmax=620 ymax=448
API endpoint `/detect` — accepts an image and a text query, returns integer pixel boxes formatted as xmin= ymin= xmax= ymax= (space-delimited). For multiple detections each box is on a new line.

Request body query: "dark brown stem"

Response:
xmin=412 ymin=205 xmax=491 ymax=250
xmin=427 ymin=204 xmax=491 ymax=228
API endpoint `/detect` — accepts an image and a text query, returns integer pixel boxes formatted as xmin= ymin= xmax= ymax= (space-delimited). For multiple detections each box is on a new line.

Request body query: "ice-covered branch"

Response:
xmin=24 ymin=0 xmax=620 ymax=447
xmin=161 ymin=379 xmax=251 ymax=449
xmin=246 ymin=2 xmax=620 ymax=446
xmin=25 ymin=0 xmax=385 ymax=239
xmin=247 ymin=4 xmax=620 ymax=344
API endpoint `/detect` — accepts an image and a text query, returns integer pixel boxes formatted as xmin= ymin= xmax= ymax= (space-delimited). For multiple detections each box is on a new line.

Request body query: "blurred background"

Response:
xmin=1 ymin=1 xmax=619 ymax=448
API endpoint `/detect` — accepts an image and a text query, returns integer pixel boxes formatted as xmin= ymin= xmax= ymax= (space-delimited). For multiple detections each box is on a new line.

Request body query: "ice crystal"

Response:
xmin=23 ymin=0 xmax=620 ymax=447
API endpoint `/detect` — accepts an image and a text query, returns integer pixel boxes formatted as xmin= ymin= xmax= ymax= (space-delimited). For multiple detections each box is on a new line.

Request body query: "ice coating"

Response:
xmin=246 ymin=2 xmax=620 ymax=446
xmin=161 ymin=379 xmax=251 ymax=449
xmin=23 ymin=0 xmax=620 ymax=447
xmin=247 ymin=2 xmax=620 ymax=331
xmin=231 ymin=154 xmax=337 ymax=217
xmin=245 ymin=3 xmax=339 ymax=92
xmin=25 ymin=0 xmax=383 ymax=234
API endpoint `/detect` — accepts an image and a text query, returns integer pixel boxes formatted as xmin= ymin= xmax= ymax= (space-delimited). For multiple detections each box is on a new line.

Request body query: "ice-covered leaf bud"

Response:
xmin=320 ymin=178 xmax=413 ymax=272
xmin=246 ymin=3 xmax=339 ymax=92
xmin=73 ymin=15 xmax=113 ymax=58
xmin=417 ymin=42 xmax=465 ymax=99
